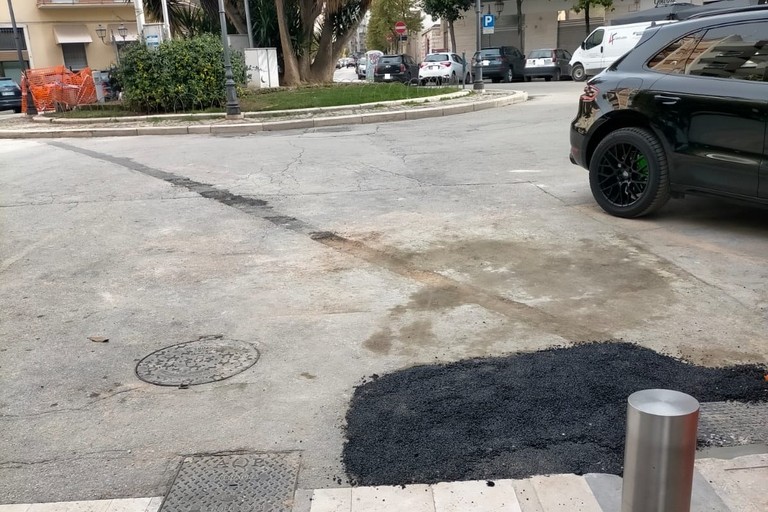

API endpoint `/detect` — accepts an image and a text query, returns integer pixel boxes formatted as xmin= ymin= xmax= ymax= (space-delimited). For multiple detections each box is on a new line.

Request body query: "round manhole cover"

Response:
xmin=136 ymin=336 xmax=260 ymax=386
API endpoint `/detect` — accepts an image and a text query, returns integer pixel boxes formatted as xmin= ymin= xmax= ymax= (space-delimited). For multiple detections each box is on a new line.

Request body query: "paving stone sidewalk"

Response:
xmin=2 ymin=453 xmax=764 ymax=512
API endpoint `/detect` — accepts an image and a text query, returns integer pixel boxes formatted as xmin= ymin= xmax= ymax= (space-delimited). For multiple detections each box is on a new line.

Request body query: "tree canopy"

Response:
xmin=572 ymin=0 xmax=614 ymax=35
xmin=366 ymin=0 xmax=422 ymax=53
xmin=421 ymin=0 xmax=472 ymax=52
xmin=143 ymin=0 xmax=371 ymax=85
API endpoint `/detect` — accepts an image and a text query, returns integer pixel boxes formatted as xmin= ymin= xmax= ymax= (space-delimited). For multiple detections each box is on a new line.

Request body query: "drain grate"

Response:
xmin=160 ymin=452 xmax=301 ymax=512
xmin=135 ymin=335 xmax=260 ymax=387
xmin=699 ymin=402 xmax=767 ymax=447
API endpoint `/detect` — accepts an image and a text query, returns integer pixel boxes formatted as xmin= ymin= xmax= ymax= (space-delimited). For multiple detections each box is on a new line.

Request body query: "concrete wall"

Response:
xmin=0 ymin=2 xmax=136 ymax=71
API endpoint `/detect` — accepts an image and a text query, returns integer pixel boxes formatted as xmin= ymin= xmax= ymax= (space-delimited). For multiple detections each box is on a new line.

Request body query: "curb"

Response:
xmin=0 ymin=92 xmax=527 ymax=139
xmin=27 ymin=90 xmax=472 ymax=125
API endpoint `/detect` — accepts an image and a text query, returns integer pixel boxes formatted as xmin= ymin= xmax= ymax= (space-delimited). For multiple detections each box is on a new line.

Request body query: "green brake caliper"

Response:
xmin=636 ymin=154 xmax=649 ymax=181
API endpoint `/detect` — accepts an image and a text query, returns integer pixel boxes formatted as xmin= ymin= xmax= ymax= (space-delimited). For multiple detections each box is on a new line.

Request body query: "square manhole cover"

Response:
xmin=160 ymin=452 xmax=301 ymax=512
xmin=699 ymin=402 xmax=768 ymax=447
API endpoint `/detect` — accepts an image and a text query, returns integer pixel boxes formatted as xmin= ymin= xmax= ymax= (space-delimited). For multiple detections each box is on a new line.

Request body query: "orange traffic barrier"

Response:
xmin=21 ymin=66 xmax=98 ymax=113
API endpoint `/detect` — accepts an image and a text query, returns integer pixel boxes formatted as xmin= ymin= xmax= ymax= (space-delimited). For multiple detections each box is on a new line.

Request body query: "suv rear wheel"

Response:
xmin=588 ymin=127 xmax=670 ymax=218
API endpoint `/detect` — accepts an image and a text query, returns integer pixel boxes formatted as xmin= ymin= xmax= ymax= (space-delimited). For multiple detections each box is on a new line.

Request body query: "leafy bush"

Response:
xmin=119 ymin=34 xmax=246 ymax=113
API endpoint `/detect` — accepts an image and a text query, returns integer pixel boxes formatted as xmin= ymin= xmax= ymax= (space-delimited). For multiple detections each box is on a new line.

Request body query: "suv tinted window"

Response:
xmin=380 ymin=56 xmax=403 ymax=64
xmin=688 ymin=22 xmax=768 ymax=81
xmin=479 ymin=49 xmax=501 ymax=57
xmin=648 ymin=31 xmax=704 ymax=74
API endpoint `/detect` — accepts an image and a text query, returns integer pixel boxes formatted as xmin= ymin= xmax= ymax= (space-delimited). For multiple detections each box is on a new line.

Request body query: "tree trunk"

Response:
xmin=515 ymin=0 xmax=524 ymax=52
xmin=224 ymin=0 xmax=248 ymax=34
xmin=275 ymin=0 xmax=300 ymax=85
xmin=449 ymin=21 xmax=456 ymax=52
xmin=310 ymin=22 xmax=334 ymax=83
xmin=585 ymin=3 xmax=591 ymax=35
xmin=199 ymin=0 xmax=220 ymax=28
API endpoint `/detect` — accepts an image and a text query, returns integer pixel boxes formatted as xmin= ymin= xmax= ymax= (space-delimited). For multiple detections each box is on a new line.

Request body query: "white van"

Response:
xmin=568 ymin=21 xmax=676 ymax=81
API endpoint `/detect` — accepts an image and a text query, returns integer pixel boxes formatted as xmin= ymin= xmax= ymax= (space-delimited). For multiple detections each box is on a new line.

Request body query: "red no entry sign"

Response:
xmin=394 ymin=21 xmax=407 ymax=35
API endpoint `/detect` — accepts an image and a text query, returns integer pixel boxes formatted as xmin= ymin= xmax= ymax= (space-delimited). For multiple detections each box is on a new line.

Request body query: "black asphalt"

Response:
xmin=343 ymin=342 xmax=767 ymax=486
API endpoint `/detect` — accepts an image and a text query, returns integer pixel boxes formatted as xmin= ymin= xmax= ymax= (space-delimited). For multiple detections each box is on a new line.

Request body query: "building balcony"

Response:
xmin=37 ymin=0 xmax=134 ymax=8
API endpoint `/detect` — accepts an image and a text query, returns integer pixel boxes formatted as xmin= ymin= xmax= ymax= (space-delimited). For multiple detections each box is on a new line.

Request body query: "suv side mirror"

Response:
xmin=581 ymin=42 xmax=586 ymax=50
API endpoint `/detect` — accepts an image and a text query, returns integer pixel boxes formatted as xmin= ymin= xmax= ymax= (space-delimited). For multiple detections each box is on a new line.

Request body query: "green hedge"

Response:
xmin=118 ymin=34 xmax=246 ymax=113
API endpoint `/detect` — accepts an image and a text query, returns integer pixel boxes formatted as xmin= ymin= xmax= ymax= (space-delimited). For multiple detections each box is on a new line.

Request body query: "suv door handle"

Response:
xmin=654 ymin=94 xmax=680 ymax=105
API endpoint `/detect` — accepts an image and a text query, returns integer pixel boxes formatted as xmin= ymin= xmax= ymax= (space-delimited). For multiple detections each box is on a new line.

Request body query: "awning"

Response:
xmin=108 ymin=23 xmax=139 ymax=43
xmin=53 ymin=25 xmax=93 ymax=45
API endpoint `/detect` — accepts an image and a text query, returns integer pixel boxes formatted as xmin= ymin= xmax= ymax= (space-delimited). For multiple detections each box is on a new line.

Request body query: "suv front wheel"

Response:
xmin=588 ymin=127 xmax=670 ymax=218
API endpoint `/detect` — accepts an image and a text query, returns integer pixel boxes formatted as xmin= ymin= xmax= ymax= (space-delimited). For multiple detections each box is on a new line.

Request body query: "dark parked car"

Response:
xmin=374 ymin=54 xmax=419 ymax=84
xmin=524 ymin=48 xmax=572 ymax=81
xmin=472 ymin=46 xmax=525 ymax=83
xmin=0 ymin=77 xmax=22 ymax=113
xmin=570 ymin=5 xmax=768 ymax=218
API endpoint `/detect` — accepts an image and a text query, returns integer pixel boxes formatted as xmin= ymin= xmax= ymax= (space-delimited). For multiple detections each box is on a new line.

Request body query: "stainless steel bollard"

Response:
xmin=621 ymin=389 xmax=699 ymax=512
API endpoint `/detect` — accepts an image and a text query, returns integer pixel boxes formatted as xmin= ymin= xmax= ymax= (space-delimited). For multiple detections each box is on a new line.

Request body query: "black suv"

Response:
xmin=473 ymin=46 xmax=525 ymax=83
xmin=570 ymin=6 xmax=768 ymax=217
xmin=374 ymin=54 xmax=420 ymax=84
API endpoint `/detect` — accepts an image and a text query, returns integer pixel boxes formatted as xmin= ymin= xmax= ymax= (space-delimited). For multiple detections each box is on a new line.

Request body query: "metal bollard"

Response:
xmin=621 ymin=389 xmax=700 ymax=512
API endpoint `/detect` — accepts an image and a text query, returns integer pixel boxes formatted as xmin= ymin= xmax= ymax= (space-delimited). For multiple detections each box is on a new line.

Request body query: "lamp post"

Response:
xmin=96 ymin=23 xmax=127 ymax=65
xmin=473 ymin=0 xmax=484 ymax=91
xmin=217 ymin=0 xmax=241 ymax=117
xmin=487 ymin=0 xmax=504 ymax=47
xmin=160 ymin=0 xmax=171 ymax=40
xmin=5 ymin=0 xmax=36 ymax=115
xmin=245 ymin=0 xmax=254 ymax=48
xmin=494 ymin=0 xmax=504 ymax=16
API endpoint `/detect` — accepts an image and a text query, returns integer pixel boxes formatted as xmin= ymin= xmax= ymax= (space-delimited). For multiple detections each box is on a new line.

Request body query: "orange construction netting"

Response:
xmin=21 ymin=66 xmax=97 ymax=113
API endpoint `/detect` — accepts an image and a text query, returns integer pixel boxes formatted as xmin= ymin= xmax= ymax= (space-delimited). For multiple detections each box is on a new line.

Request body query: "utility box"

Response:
xmin=227 ymin=35 xmax=249 ymax=51
xmin=93 ymin=71 xmax=110 ymax=103
xmin=244 ymin=48 xmax=279 ymax=89
xmin=142 ymin=23 xmax=165 ymax=49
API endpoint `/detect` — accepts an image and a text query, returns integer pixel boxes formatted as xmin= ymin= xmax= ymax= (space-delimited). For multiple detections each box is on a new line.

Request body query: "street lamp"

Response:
xmin=494 ymin=0 xmax=504 ymax=16
xmin=217 ymin=0 xmax=241 ymax=117
xmin=95 ymin=24 xmax=107 ymax=42
xmin=95 ymin=23 xmax=127 ymax=65
xmin=485 ymin=1 xmax=504 ymax=47
xmin=473 ymin=0 xmax=484 ymax=91
xmin=6 ymin=0 xmax=37 ymax=115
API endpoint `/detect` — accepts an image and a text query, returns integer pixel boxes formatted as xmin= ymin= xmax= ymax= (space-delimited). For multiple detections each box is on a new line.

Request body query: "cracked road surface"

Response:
xmin=1 ymin=82 xmax=767 ymax=503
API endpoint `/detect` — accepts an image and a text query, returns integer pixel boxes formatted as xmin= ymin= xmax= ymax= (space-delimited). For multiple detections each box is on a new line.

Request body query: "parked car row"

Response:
xmin=365 ymin=47 xmax=575 ymax=85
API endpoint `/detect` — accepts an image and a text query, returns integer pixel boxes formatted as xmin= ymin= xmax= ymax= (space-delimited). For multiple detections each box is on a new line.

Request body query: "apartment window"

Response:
xmin=62 ymin=43 xmax=88 ymax=71
xmin=0 ymin=27 xmax=27 ymax=50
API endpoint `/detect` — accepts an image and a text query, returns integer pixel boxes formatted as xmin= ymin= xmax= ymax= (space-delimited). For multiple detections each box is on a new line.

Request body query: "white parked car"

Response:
xmin=357 ymin=58 xmax=367 ymax=79
xmin=418 ymin=52 xmax=472 ymax=85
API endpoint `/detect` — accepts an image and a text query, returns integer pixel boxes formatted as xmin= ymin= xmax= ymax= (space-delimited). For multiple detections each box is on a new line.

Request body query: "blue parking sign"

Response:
xmin=482 ymin=14 xmax=495 ymax=34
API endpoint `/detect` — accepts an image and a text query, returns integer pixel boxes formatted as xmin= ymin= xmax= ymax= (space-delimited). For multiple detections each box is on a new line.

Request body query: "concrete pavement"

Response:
xmin=2 ymin=81 xmax=766 ymax=510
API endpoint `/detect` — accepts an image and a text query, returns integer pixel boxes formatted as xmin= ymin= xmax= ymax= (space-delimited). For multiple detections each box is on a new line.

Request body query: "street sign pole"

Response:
xmin=394 ymin=21 xmax=407 ymax=54
xmin=5 ymin=0 xmax=36 ymax=115
xmin=473 ymin=0 xmax=484 ymax=91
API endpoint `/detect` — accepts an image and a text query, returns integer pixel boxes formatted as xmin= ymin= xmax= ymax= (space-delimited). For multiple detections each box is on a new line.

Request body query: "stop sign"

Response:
xmin=394 ymin=21 xmax=407 ymax=35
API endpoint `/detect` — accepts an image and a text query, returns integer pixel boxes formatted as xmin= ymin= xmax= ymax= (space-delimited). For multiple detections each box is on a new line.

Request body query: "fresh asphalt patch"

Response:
xmin=342 ymin=342 xmax=767 ymax=486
